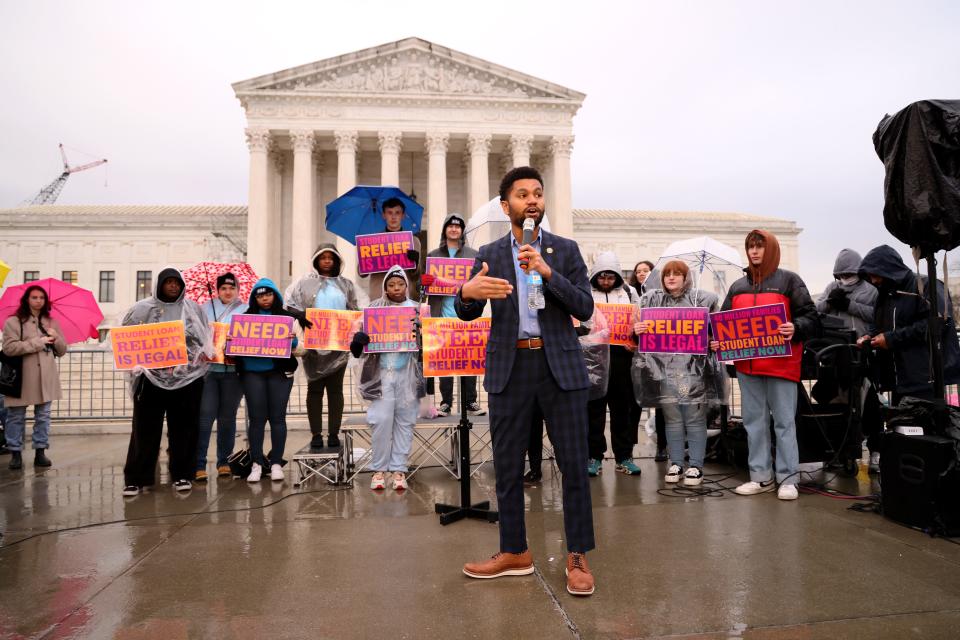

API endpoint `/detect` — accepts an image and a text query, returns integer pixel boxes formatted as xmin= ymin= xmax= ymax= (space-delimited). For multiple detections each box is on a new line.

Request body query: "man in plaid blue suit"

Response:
xmin=456 ymin=166 xmax=597 ymax=596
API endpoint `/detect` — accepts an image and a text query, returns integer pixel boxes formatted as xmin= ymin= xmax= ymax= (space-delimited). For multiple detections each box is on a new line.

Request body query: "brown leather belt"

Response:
xmin=516 ymin=337 xmax=544 ymax=350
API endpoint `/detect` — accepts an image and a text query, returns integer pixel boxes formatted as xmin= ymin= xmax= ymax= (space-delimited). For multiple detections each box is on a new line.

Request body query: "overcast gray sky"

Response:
xmin=1 ymin=0 xmax=957 ymax=289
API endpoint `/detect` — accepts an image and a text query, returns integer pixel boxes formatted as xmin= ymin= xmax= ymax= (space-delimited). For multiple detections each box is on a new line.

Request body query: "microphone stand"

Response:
xmin=428 ymin=277 xmax=498 ymax=525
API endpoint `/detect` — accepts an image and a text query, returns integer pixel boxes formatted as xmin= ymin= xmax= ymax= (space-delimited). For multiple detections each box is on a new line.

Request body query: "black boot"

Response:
xmin=34 ymin=449 xmax=52 ymax=468
xmin=310 ymin=435 xmax=325 ymax=450
xmin=9 ymin=451 xmax=22 ymax=470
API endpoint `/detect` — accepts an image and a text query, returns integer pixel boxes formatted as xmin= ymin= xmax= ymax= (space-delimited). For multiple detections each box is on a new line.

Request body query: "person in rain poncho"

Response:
xmin=713 ymin=230 xmax=818 ymax=501
xmin=286 ymin=243 xmax=359 ymax=449
xmin=586 ymin=251 xmax=641 ymax=477
xmin=349 ymin=265 xmax=424 ymax=492
xmin=426 ymin=213 xmax=484 ymax=417
xmin=634 ymin=260 xmax=724 ymax=487
xmin=235 ymin=278 xmax=302 ymax=483
xmin=120 ymin=267 xmax=212 ymax=496
xmin=816 ymin=249 xmax=877 ymax=335
xmin=194 ymin=272 xmax=246 ymax=481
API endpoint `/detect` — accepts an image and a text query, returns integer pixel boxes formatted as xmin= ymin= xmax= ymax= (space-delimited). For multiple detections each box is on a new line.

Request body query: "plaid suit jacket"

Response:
xmin=455 ymin=230 xmax=594 ymax=393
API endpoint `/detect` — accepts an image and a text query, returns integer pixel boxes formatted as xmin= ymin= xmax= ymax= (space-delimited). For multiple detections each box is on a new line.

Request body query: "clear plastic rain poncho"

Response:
xmin=120 ymin=267 xmax=213 ymax=396
xmin=580 ymin=308 xmax=611 ymax=400
xmin=351 ymin=265 xmax=425 ymax=404
xmin=285 ymin=243 xmax=360 ymax=381
xmin=632 ymin=268 xmax=727 ymax=406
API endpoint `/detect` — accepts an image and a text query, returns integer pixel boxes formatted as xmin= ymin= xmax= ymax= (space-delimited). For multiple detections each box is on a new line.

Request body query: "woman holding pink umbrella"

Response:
xmin=1 ymin=285 xmax=67 ymax=470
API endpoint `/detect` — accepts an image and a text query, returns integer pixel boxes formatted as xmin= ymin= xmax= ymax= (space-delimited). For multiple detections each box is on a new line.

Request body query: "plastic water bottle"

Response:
xmin=527 ymin=271 xmax=545 ymax=310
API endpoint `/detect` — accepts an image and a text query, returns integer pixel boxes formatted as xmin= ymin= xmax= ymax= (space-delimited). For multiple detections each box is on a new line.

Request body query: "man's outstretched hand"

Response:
xmin=460 ymin=262 xmax=513 ymax=302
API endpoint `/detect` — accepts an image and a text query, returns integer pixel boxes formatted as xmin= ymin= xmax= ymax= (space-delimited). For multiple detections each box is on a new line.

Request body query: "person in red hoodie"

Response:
xmin=713 ymin=230 xmax=818 ymax=500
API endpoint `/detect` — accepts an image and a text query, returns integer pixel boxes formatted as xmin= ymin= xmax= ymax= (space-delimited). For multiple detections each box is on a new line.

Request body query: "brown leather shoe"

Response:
xmin=565 ymin=552 xmax=595 ymax=596
xmin=463 ymin=550 xmax=534 ymax=579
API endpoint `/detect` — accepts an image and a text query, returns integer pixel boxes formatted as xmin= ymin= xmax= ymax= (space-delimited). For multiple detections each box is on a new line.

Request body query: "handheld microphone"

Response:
xmin=520 ymin=218 xmax=535 ymax=268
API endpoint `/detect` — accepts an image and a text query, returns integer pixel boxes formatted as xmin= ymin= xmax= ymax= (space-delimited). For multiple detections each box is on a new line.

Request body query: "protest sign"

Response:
xmin=363 ymin=306 xmax=418 ymax=353
xmin=424 ymin=257 xmax=474 ymax=296
xmin=595 ymin=303 xmax=636 ymax=347
xmin=356 ymin=231 xmax=416 ymax=275
xmin=422 ymin=318 xmax=490 ymax=377
xmin=210 ymin=321 xmax=229 ymax=364
xmin=637 ymin=307 xmax=710 ymax=354
xmin=111 ymin=320 xmax=188 ymax=370
xmin=710 ymin=303 xmax=791 ymax=361
xmin=303 ymin=309 xmax=362 ymax=351
xmin=225 ymin=314 xmax=294 ymax=358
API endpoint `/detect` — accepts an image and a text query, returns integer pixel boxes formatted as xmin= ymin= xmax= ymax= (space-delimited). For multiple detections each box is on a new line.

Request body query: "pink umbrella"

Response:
xmin=0 ymin=279 xmax=103 ymax=344
xmin=182 ymin=262 xmax=259 ymax=306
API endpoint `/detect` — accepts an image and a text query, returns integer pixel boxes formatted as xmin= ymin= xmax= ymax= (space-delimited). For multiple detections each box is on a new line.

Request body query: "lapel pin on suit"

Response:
xmin=546 ymin=247 xmax=554 ymax=254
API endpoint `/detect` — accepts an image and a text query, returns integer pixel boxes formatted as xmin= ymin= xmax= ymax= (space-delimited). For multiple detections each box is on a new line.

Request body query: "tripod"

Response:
xmin=434 ymin=376 xmax=499 ymax=525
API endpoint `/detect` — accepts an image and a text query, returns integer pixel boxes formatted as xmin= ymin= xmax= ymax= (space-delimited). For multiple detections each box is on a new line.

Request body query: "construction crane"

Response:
xmin=22 ymin=144 xmax=108 ymax=205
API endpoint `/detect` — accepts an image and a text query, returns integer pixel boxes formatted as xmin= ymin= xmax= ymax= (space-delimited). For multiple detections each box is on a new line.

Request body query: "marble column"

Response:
xmin=334 ymin=130 xmax=360 ymax=280
xmin=467 ymin=132 xmax=492 ymax=216
xmin=290 ymin=130 xmax=315 ymax=278
xmin=245 ymin=128 xmax=272 ymax=277
xmin=461 ymin=153 xmax=472 ymax=216
xmin=425 ymin=132 xmax=449 ymax=251
xmin=549 ymin=135 xmax=575 ymax=238
xmin=508 ymin=133 xmax=533 ymax=168
xmin=378 ymin=131 xmax=402 ymax=187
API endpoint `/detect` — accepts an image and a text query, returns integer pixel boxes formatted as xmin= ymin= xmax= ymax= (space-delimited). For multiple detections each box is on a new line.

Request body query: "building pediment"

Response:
xmin=232 ymin=37 xmax=584 ymax=104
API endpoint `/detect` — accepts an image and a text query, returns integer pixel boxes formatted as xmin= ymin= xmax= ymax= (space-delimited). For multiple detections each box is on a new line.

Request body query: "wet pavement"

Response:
xmin=1 ymin=425 xmax=960 ymax=639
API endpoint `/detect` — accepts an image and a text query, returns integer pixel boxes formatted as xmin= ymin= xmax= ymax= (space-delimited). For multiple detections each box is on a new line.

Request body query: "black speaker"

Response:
xmin=880 ymin=432 xmax=960 ymax=536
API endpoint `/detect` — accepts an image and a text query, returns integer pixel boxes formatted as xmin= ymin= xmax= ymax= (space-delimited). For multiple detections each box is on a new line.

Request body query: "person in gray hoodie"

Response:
xmin=816 ymin=249 xmax=877 ymax=335
xmin=426 ymin=213 xmax=484 ymax=416
xmin=586 ymin=251 xmax=642 ymax=476
xmin=286 ymin=243 xmax=359 ymax=449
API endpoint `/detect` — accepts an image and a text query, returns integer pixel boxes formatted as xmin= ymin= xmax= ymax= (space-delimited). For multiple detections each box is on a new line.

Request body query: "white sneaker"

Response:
xmin=392 ymin=472 xmax=408 ymax=491
xmin=270 ymin=464 xmax=284 ymax=481
xmin=777 ymin=483 xmax=799 ymax=500
xmin=370 ymin=472 xmax=386 ymax=490
xmin=664 ymin=464 xmax=683 ymax=483
xmin=247 ymin=463 xmax=262 ymax=483
xmin=734 ymin=480 xmax=775 ymax=495
xmin=683 ymin=466 xmax=703 ymax=486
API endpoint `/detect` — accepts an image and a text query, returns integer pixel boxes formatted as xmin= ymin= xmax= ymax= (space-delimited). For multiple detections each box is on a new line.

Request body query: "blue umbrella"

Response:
xmin=325 ymin=185 xmax=424 ymax=245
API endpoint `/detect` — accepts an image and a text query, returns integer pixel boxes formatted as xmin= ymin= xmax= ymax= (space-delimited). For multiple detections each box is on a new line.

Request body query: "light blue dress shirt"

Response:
xmin=511 ymin=234 xmax=542 ymax=339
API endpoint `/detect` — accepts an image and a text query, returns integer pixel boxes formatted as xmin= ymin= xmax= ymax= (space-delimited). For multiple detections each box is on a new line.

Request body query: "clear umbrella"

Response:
xmin=654 ymin=236 xmax=743 ymax=296
xmin=464 ymin=197 xmax=551 ymax=249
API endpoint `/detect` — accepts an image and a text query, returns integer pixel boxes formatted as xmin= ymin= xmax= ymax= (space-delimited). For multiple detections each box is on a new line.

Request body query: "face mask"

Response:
xmin=839 ymin=275 xmax=859 ymax=287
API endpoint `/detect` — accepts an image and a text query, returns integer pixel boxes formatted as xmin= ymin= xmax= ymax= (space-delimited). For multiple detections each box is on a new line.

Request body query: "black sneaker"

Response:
xmin=328 ymin=435 xmax=341 ymax=448
xmin=437 ymin=403 xmax=451 ymax=417
xmin=173 ymin=479 xmax=192 ymax=492
xmin=310 ymin=436 xmax=325 ymax=450
xmin=122 ymin=485 xmax=140 ymax=497
xmin=654 ymin=450 xmax=668 ymax=462
xmin=466 ymin=402 xmax=486 ymax=416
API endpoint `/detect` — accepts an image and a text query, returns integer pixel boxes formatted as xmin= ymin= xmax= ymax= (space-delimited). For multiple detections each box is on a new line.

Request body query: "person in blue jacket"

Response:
xmin=234 ymin=278 xmax=301 ymax=483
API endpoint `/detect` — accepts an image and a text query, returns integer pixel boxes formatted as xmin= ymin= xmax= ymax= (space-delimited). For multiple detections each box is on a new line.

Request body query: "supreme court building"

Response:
xmin=0 ymin=38 xmax=801 ymax=329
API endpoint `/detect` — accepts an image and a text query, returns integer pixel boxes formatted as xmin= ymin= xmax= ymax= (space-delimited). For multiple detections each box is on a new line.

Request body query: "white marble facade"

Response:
xmin=233 ymin=37 xmax=582 ymax=287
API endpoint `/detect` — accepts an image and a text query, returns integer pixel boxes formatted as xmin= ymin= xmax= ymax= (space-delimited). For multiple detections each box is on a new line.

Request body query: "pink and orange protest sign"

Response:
xmin=225 ymin=314 xmax=294 ymax=358
xmin=363 ymin=306 xmax=418 ymax=353
xmin=356 ymin=231 xmax=416 ymax=275
xmin=710 ymin=303 xmax=791 ymax=361
xmin=422 ymin=317 xmax=490 ymax=377
xmin=637 ymin=307 xmax=710 ymax=355
xmin=424 ymin=257 xmax=474 ymax=296
xmin=303 ymin=309 xmax=362 ymax=351
xmin=111 ymin=320 xmax=188 ymax=370
xmin=595 ymin=303 xmax=636 ymax=347
xmin=210 ymin=321 xmax=229 ymax=364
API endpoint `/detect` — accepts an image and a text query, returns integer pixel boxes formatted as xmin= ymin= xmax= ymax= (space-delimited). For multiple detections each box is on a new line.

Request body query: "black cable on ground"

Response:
xmin=0 ymin=485 xmax=352 ymax=551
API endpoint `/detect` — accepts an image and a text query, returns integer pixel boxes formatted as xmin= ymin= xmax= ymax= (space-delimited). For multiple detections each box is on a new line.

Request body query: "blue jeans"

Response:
xmin=241 ymin=370 xmax=293 ymax=466
xmin=4 ymin=402 xmax=52 ymax=451
xmin=659 ymin=402 xmax=707 ymax=469
xmin=738 ymin=373 xmax=799 ymax=485
xmin=367 ymin=369 xmax=417 ymax=472
xmin=196 ymin=371 xmax=243 ymax=470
